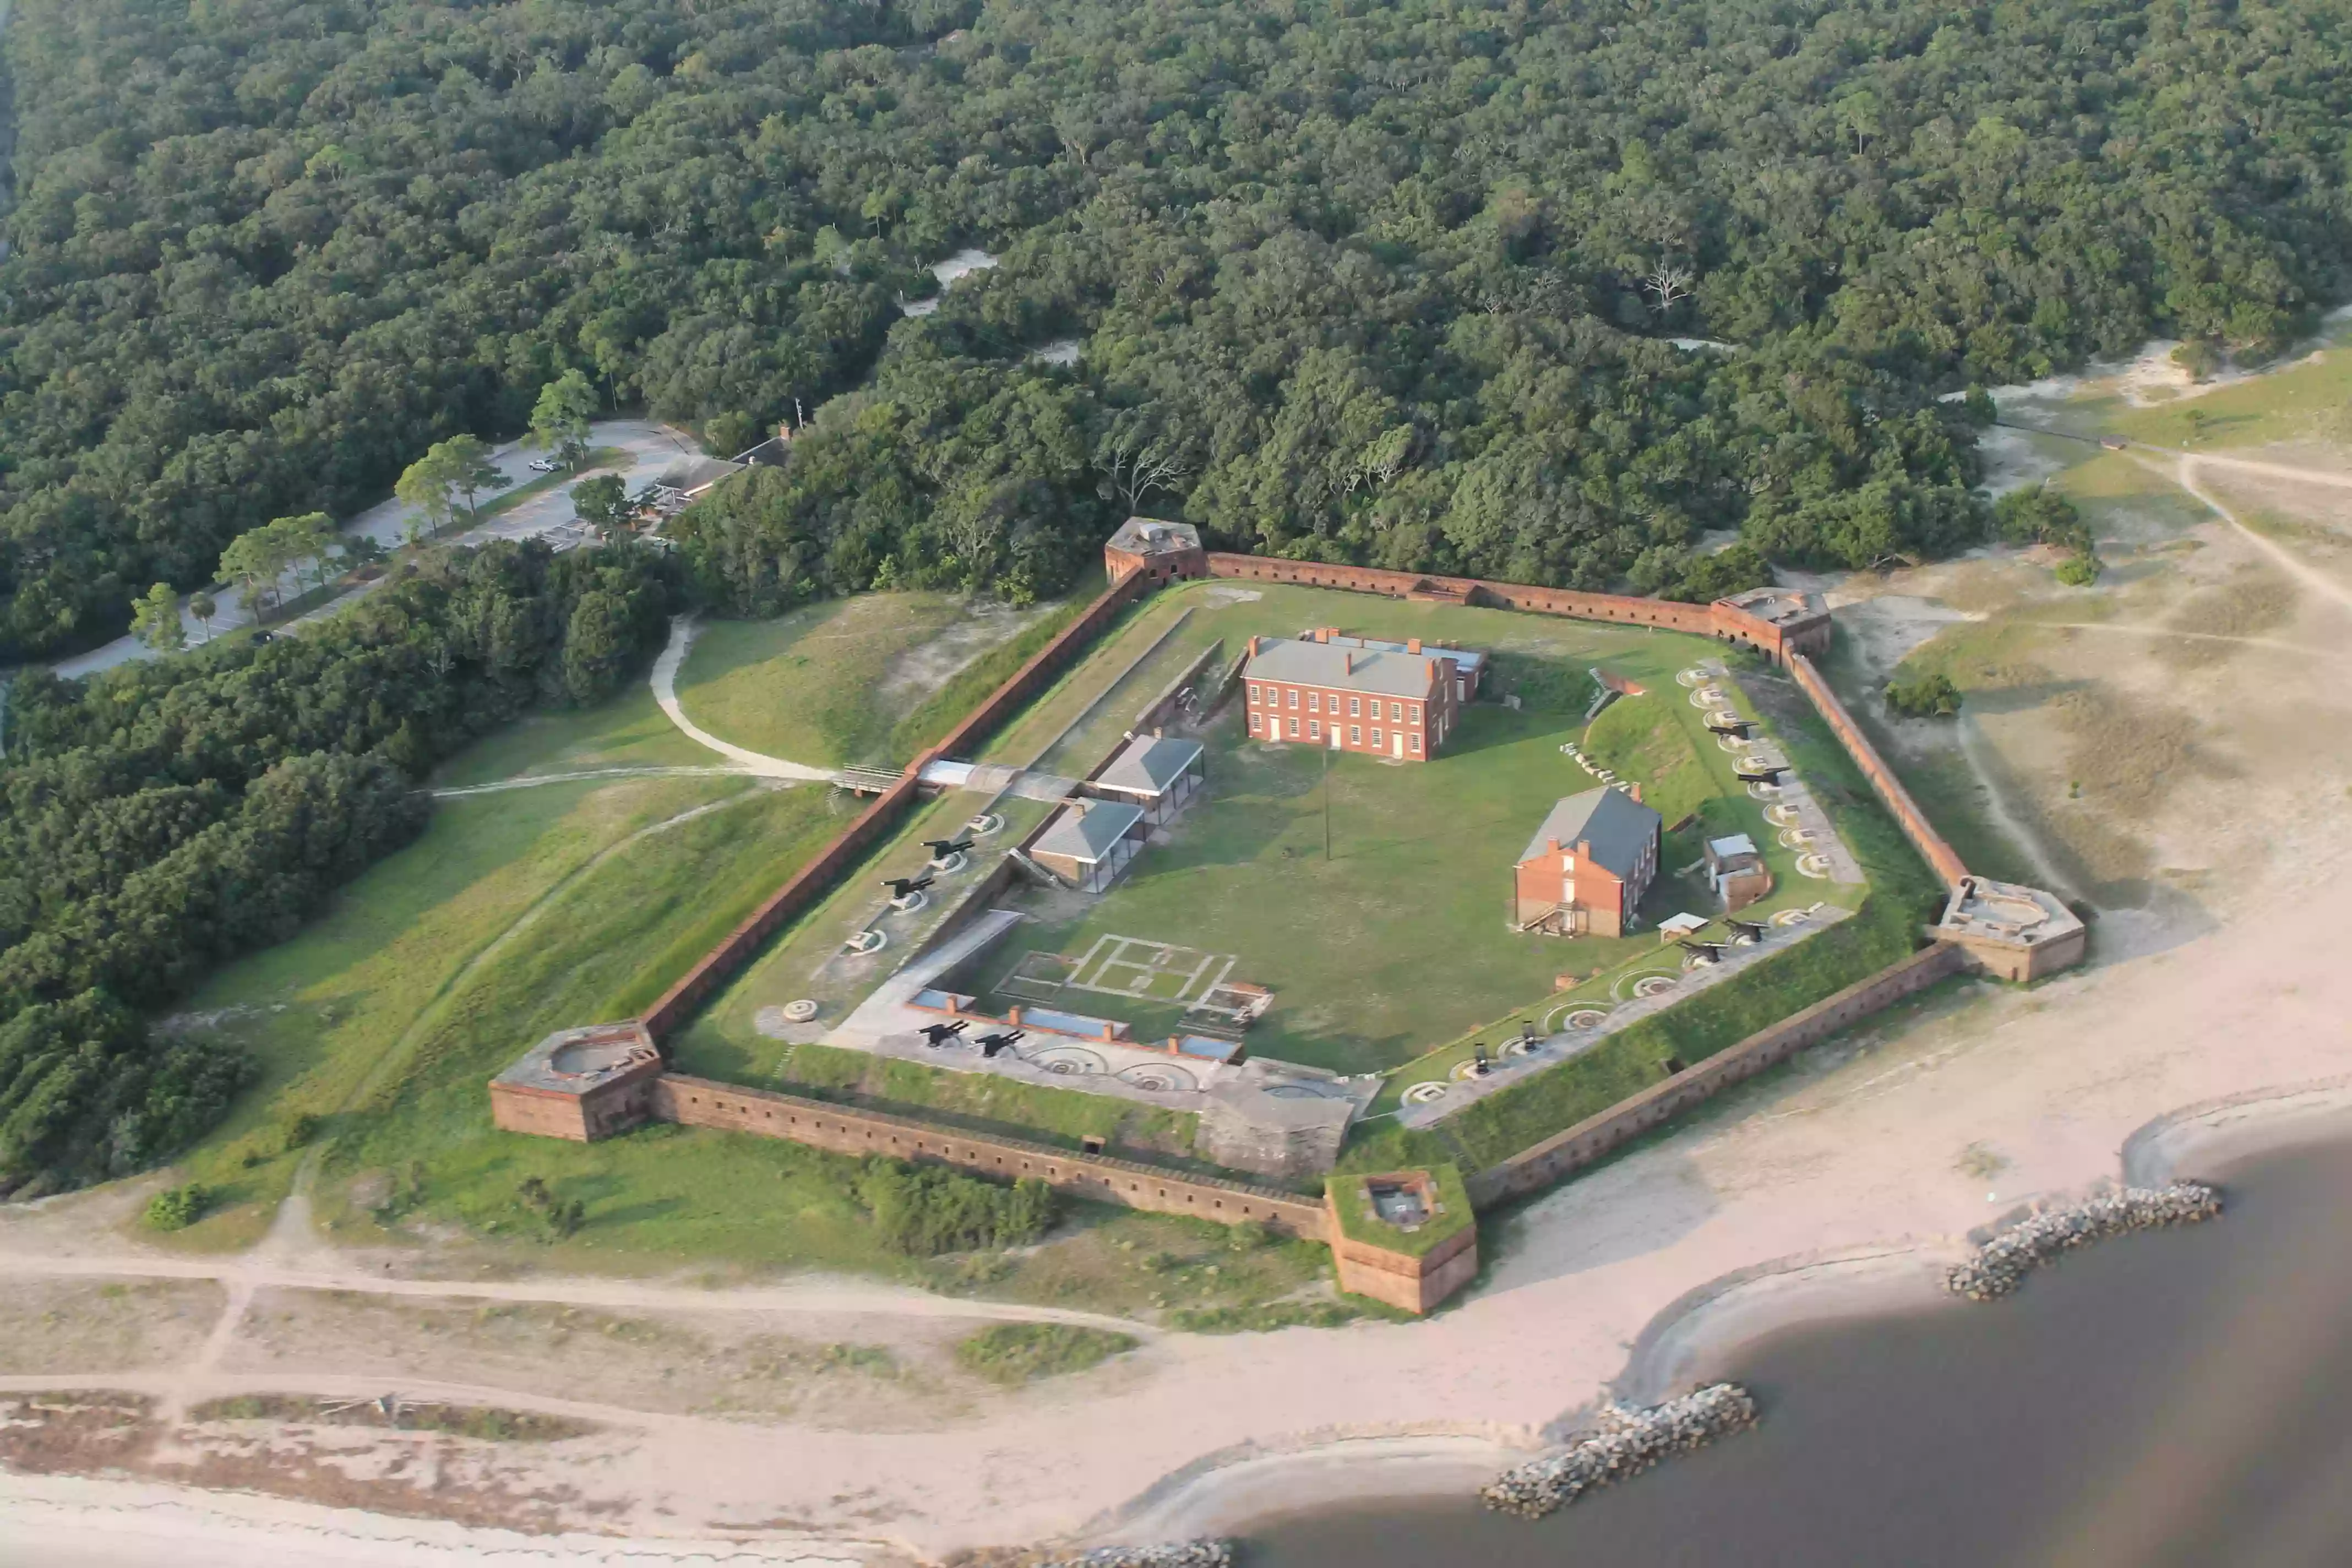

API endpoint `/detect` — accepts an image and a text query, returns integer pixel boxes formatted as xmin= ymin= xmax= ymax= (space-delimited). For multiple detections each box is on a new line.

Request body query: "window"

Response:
xmin=1308 ymin=692 xmax=1320 ymax=712
xmin=1288 ymin=716 xmax=1300 ymax=737
xmin=1249 ymin=684 xmax=1260 ymax=704
xmin=1348 ymin=696 xmax=1362 ymax=716
xmin=1286 ymin=689 xmax=1299 ymax=709
xmin=1349 ymin=725 xmax=1362 ymax=744
xmin=1309 ymin=720 xmax=1322 ymax=740
xmin=1371 ymin=728 xmax=1383 ymax=748
xmin=1408 ymin=734 xmax=1421 ymax=753
xmin=1249 ymin=712 xmax=1262 ymax=733
xmin=1390 ymin=701 xmax=1402 ymax=721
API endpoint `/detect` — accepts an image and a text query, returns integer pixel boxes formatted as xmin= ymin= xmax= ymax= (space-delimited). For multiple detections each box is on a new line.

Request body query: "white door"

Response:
xmin=1392 ymin=733 xmax=1405 ymax=759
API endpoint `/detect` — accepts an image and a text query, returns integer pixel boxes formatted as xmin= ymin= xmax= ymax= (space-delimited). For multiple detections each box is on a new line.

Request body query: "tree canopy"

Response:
xmin=4 ymin=0 xmax=2349 ymax=651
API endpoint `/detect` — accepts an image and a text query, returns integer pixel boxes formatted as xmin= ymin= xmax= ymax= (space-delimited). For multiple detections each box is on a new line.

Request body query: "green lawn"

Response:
xmin=674 ymin=592 xmax=970 ymax=769
xmin=949 ymin=634 xmax=1855 ymax=1080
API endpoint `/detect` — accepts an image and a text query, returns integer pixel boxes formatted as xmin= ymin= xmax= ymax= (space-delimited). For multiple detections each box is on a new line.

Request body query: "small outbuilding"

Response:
xmin=1705 ymin=832 xmax=1772 ymax=912
xmin=1028 ymin=799 xmax=1148 ymax=894
xmin=1087 ymin=732 xmax=1206 ymax=825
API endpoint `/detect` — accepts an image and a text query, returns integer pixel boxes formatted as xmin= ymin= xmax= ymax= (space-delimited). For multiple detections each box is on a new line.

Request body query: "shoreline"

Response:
xmin=1074 ymin=1079 xmax=2352 ymax=1549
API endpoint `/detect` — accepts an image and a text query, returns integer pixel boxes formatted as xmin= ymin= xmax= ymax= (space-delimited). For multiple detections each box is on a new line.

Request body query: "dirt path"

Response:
xmin=2147 ymin=454 xmax=2352 ymax=616
xmin=650 ymin=618 xmax=837 ymax=781
xmin=432 ymin=765 xmax=753 ymax=798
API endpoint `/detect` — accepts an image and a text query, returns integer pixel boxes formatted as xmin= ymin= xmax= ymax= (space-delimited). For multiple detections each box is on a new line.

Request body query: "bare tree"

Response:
xmin=1643 ymin=258 xmax=1697 ymax=314
xmin=1096 ymin=420 xmax=1190 ymax=513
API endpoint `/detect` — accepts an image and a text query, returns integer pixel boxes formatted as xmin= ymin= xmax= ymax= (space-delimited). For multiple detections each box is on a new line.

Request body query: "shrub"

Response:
xmin=515 ymin=1175 xmax=585 ymax=1239
xmin=1885 ymin=670 xmax=1963 ymax=718
xmin=2054 ymin=551 xmax=2102 ymax=586
xmin=854 ymin=1159 xmax=1056 ymax=1256
xmin=144 ymin=1183 xmax=211 ymax=1231
xmin=952 ymin=1322 xmax=1137 ymax=1384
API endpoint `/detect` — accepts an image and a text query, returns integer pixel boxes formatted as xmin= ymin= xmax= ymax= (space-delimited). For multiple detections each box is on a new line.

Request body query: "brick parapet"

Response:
xmin=650 ymin=1074 xmax=1330 ymax=1239
xmin=1198 ymin=553 xmax=1826 ymax=662
xmin=1468 ymin=941 xmax=1968 ymax=1207
xmin=1784 ymin=651 xmax=1969 ymax=890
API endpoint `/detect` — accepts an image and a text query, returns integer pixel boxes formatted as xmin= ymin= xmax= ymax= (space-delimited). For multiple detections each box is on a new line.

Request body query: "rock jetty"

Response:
xmin=1946 ymin=1182 xmax=2222 ymax=1302
xmin=1480 ymin=1383 xmax=1759 ymax=1519
xmin=1036 ymin=1543 xmax=1232 ymax=1568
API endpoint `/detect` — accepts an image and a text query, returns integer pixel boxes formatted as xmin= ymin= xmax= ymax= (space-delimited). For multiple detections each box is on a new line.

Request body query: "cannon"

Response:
xmin=1677 ymin=940 xmax=1728 ymax=964
xmin=883 ymin=873 xmax=936 ymax=899
xmin=1734 ymin=765 xmax=1788 ymax=785
xmin=923 ymin=837 xmax=974 ymax=859
xmin=1725 ymin=918 xmax=1766 ymax=944
xmin=975 ymin=1028 xmax=1025 ymax=1059
xmin=1706 ymin=716 xmax=1757 ymax=737
xmin=917 ymin=1020 xmax=969 ymax=1047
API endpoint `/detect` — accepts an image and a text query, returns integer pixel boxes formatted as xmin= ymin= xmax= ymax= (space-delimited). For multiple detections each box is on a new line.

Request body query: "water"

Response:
xmin=1246 ymin=1136 xmax=2352 ymax=1568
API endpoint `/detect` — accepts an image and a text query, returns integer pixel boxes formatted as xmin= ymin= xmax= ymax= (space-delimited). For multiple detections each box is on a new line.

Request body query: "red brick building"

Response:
xmin=1243 ymin=629 xmax=1484 ymax=761
xmin=1512 ymin=786 xmax=1663 ymax=935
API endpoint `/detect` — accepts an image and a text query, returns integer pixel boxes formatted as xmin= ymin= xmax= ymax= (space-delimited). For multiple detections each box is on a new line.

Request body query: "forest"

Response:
xmin=0 ymin=541 xmax=676 ymax=1193
xmin=3 ymin=0 xmax=2348 ymax=646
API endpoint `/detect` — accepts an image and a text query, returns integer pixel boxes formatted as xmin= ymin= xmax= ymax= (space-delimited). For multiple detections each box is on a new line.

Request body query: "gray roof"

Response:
xmin=1314 ymin=632 xmax=1487 ymax=677
xmin=1032 ymin=799 xmax=1145 ymax=863
xmin=1517 ymin=787 xmax=1662 ymax=876
xmin=654 ymin=454 xmax=744 ymax=493
xmin=1097 ymin=734 xmax=1203 ymax=796
xmin=1244 ymin=637 xmax=1461 ymax=701
xmin=1107 ymin=516 xmax=1201 ymax=555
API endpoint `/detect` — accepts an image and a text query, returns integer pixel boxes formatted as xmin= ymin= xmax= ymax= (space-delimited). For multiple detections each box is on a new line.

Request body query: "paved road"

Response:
xmin=51 ymin=418 xmax=701 ymax=679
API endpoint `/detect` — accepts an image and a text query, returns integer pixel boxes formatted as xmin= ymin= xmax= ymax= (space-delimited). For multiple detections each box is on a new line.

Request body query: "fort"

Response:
xmin=489 ymin=519 xmax=2081 ymax=1314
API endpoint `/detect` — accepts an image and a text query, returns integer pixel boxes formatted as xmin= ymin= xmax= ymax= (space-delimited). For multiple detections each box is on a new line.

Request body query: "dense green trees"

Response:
xmin=6 ymin=0 xmax=2350 ymax=652
xmin=0 ymin=540 xmax=678 ymax=1194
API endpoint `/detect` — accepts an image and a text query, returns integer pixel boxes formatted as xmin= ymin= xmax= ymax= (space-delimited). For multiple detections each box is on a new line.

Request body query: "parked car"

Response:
xmin=526 ymin=458 xmax=558 ymax=473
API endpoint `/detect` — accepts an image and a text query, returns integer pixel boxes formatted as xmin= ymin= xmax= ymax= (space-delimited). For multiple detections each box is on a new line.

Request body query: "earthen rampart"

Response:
xmin=1467 ymin=941 xmax=1968 ymax=1206
xmin=1784 ymin=651 xmax=1969 ymax=890
xmin=651 ymin=1075 xmax=1328 ymax=1238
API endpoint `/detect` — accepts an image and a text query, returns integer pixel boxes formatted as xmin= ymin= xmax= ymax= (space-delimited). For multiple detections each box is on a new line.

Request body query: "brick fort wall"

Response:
xmin=651 ymin=1075 xmax=1330 ymax=1239
xmin=1785 ymin=651 xmax=1969 ymax=890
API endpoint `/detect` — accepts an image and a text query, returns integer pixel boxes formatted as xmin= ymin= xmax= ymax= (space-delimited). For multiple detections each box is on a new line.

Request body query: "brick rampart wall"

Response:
xmin=1785 ymin=652 xmax=1969 ymax=890
xmin=1199 ymin=554 xmax=1806 ymax=657
xmin=1467 ymin=941 xmax=1968 ymax=1207
xmin=650 ymin=1075 xmax=1329 ymax=1238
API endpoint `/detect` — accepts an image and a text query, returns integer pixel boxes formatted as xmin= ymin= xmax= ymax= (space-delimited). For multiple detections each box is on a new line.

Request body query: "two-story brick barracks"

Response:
xmin=1512 ymin=786 xmax=1664 ymax=935
xmin=1243 ymin=629 xmax=1484 ymax=761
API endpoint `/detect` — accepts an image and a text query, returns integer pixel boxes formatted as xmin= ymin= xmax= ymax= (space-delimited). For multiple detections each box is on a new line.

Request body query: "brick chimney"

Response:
xmin=1344 ymin=651 xmax=1355 ymax=674
xmin=1629 ymin=782 xmax=1643 ymax=804
xmin=1407 ymin=638 xmax=1422 ymax=655
xmin=1248 ymin=635 xmax=1261 ymax=657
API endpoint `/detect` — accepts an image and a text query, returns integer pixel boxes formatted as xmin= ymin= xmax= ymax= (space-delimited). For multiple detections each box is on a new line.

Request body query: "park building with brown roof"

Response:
xmin=1512 ymin=786 xmax=1663 ymax=937
xmin=1242 ymin=629 xmax=1484 ymax=761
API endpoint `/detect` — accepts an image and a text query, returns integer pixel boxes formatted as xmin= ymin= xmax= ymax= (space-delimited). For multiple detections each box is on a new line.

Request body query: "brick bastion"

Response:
xmin=487 ymin=522 xmax=2086 ymax=1318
